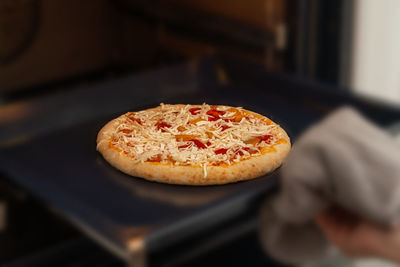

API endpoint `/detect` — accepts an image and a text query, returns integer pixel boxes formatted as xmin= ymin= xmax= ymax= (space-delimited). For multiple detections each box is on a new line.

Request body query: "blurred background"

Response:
xmin=0 ymin=0 xmax=400 ymax=267
xmin=1 ymin=0 xmax=399 ymax=103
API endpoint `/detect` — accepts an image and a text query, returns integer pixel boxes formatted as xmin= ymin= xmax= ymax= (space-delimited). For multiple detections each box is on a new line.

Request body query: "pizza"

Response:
xmin=96 ymin=103 xmax=291 ymax=185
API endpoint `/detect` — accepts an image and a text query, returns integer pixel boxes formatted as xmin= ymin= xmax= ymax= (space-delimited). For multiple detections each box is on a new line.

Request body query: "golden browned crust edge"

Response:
xmin=96 ymin=105 xmax=291 ymax=185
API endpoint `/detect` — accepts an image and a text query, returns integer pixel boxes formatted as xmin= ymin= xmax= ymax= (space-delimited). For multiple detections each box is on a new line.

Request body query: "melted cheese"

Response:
xmin=106 ymin=103 xmax=284 ymax=178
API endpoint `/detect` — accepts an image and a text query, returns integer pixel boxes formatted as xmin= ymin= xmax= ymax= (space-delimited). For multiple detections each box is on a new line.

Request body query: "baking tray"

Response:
xmin=0 ymin=98 xmax=281 ymax=264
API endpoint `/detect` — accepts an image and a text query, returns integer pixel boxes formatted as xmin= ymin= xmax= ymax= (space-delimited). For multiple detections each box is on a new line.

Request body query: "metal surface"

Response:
xmin=1 ymin=58 xmax=399 ymax=266
xmin=0 ymin=103 xmax=279 ymax=260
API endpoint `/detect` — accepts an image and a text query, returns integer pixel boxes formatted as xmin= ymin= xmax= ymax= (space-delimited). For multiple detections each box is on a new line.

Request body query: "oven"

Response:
xmin=1 ymin=58 xmax=400 ymax=267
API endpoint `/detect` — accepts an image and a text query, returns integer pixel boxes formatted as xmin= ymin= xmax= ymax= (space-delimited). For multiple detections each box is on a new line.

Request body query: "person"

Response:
xmin=316 ymin=207 xmax=400 ymax=264
xmin=259 ymin=106 xmax=400 ymax=265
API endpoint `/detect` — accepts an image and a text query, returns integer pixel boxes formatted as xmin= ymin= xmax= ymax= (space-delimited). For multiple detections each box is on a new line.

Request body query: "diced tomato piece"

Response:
xmin=207 ymin=109 xmax=219 ymax=117
xmin=159 ymin=122 xmax=172 ymax=128
xmin=190 ymin=139 xmax=207 ymax=149
xmin=221 ymin=125 xmax=230 ymax=131
xmin=223 ymin=116 xmax=244 ymax=123
xmin=234 ymin=147 xmax=257 ymax=156
xmin=155 ymin=121 xmax=171 ymax=132
xmin=178 ymin=144 xmax=190 ymax=149
xmin=214 ymin=148 xmax=228 ymax=155
xmin=208 ymin=116 xmax=220 ymax=121
xmin=189 ymin=107 xmax=201 ymax=115
xmin=207 ymin=110 xmax=225 ymax=117
xmin=206 ymin=109 xmax=226 ymax=121
xmin=128 ymin=115 xmax=142 ymax=125
xmin=179 ymin=139 xmax=209 ymax=150
xmin=120 ymin=129 xmax=132 ymax=134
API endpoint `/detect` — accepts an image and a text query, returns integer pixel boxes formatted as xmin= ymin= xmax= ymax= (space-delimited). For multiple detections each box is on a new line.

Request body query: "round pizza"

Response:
xmin=96 ymin=103 xmax=291 ymax=185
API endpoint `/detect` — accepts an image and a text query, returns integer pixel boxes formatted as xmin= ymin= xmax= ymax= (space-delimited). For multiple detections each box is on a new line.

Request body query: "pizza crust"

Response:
xmin=96 ymin=110 xmax=291 ymax=185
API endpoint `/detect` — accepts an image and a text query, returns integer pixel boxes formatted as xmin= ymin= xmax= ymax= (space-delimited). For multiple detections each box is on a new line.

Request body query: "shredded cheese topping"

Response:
xmin=102 ymin=103 xmax=284 ymax=177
